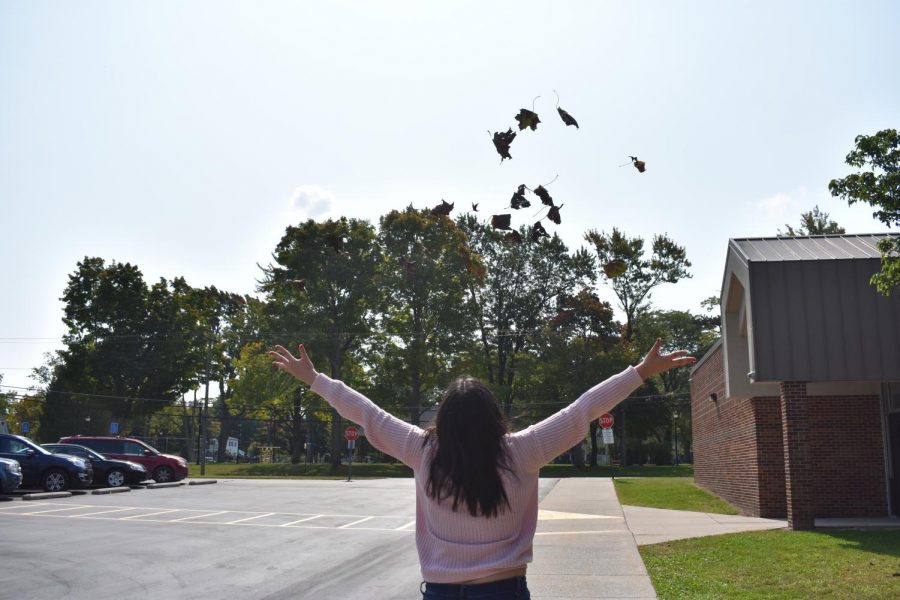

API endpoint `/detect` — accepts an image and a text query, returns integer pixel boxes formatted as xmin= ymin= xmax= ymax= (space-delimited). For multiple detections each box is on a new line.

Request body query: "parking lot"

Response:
xmin=0 ymin=478 xmax=428 ymax=600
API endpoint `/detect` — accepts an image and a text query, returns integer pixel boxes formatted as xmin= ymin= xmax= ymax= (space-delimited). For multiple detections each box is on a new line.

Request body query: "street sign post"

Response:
xmin=21 ymin=421 xmax=29 ymax=434
xmin=345 ymin=426 xmax=359 ymax=482
xmin=599 ymin=413 xmax=614 ymax=429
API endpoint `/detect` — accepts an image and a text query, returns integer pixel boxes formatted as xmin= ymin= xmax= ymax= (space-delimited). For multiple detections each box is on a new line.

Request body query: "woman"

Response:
xmin=270 ymin=339 xmax=695 ymax=599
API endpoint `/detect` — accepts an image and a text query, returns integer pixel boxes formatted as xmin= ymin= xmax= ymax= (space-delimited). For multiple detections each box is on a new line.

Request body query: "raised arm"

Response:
xmin=270 ymin=344 xmax=425 ymax=468
xmin=511 ymin=339 xmax=696 ymax=472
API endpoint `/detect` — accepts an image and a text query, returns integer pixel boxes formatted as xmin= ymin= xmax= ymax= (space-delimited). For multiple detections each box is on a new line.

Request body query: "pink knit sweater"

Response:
xmin=310 ymin=366 xmax=643 ymax=583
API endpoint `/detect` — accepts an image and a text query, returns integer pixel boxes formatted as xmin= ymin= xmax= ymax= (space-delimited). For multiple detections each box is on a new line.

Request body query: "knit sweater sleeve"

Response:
xmin=510 ymin=366 xmax=644 ymax=472
xmin=309 ymin=373 xmax=426 ymax=468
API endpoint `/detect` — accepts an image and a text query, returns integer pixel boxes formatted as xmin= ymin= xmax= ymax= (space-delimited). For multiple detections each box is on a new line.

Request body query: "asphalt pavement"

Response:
xmin=0 ymin=477 xmax=786 ymax=599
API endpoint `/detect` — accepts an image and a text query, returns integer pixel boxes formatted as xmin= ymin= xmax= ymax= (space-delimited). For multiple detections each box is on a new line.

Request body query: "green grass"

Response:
xmin=539 ymin=464 xmax=694 ymax=478
xmin=190 ymin=462 xmax=694 ymax=479
xmin=189 ymin=462 xmax=413 ymax=479
xmin=641 ymin=529 xmax=900 ymax=599
xmin=613 ymin=477 xmax=740 ymax=515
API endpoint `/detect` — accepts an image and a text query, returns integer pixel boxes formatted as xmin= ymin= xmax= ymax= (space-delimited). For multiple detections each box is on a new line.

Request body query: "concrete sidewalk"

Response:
xmin=528 ymin=478 xmax=787 ymax=599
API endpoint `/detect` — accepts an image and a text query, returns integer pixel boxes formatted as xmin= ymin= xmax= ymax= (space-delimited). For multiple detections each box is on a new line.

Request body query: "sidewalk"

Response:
xmin=528 ymin=478 xmax=787 ymax=599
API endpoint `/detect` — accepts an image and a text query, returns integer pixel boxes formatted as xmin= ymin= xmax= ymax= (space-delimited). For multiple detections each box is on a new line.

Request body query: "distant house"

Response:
xmin=690 ymin=234 xmax=900 ymax=529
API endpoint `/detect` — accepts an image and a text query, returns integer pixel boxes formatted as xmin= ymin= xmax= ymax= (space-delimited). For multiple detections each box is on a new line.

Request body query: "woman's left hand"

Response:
xmin=270 ymin=344 xmax=319 ymax=386
xmin=635 ymin=338 xmax=697 ymax=380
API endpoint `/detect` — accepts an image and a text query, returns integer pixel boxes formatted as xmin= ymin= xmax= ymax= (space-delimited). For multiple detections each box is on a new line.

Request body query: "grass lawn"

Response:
xmin=189 ymin=462 xmax=413 ymax=479
xmin=641 ymin=529 xmax=900 ymax=599
xmin=190 ymin=462 xmax=695 ymax=479
xmin=613 ymin=476 xmax=740 ymax=515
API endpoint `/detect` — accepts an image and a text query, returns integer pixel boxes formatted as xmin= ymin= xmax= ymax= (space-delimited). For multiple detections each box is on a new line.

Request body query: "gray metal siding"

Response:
xmin=732 ymin=234 xmax=891 ymax=262
xmin=749 ymin=257 xmax=900 ymax=381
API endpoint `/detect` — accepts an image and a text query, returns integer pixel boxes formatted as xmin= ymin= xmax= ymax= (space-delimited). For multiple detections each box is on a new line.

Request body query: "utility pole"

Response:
xmin=200 ymin=336 xmax=211 ymax=476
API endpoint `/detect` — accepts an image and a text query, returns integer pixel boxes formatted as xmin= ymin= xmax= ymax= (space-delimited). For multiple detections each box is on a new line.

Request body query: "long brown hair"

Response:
xmin=424 ymin=377 xmax=512 ymax=517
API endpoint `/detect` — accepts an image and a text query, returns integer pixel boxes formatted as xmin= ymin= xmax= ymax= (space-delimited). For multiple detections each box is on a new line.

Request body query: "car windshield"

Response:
xmin=50 ymin=445 xmax=103 ymax=461
xmin=17 ymin=437 xmax=51 ymax=455
xmin=140 ymin=441 xmax=161 ymax=454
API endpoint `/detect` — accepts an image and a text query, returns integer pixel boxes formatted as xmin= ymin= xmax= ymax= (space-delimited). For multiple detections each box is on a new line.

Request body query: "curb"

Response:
xmin=147 ymin=481 xmax=185 ymax=489
xmin=188 ymin=479 xmax=217 ymax=486
xmin=23 ymin=491 xmax=72 ymax=501
xmin=92 ymin=486 xmax=132 ymax=495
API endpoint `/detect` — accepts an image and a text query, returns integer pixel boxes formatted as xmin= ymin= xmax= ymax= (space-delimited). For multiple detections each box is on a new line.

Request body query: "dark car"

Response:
xmin=42 ymin=443 xmax=149 ymax=487
xmin=1 ymin=457 xmax=23 ymax=493
xmin=0 ymin=433 xmax=93 ymax=492
xmin=58 ymin=436 xmax=188 ymax=483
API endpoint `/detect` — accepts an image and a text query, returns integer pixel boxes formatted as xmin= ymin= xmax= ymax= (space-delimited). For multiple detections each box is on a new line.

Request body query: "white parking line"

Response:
xmin=74 ymin=507 xmax=140 ymax=518
xmin=0 ymin=502 xmax=48 ymax=510
xmin=121 ymin=509 xmax=179 ymax=520
xmin=169 ymin=511 xmax=229 ymax=522
xmin=19 ymin=505 xmax=92 ymax=515
xmin=395 ymin=520 xmax=416 ymax=531
xmin=338 ymin=516 xmax=375 ymax=529
xmin=226 ymin=512 xmax=274 ymax=525
xmin=280 ymin=515 xmax=322 ymax=527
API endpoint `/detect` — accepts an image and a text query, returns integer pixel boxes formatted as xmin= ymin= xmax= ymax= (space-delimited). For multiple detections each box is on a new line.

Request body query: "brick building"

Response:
xmin=690 ymin=234 xmax=900 ymax=529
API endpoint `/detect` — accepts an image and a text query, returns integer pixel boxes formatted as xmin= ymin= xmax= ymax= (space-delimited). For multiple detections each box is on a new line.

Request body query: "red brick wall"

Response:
xmin=693 ymin=344 xmax=889 ymax=519
xmin=692 ymin=345 xmax=762 ymax=515
xmin=753 ymin=396 xmax=786 ymax=517
xmin=806 ymin=394 xmax=887 ymax=517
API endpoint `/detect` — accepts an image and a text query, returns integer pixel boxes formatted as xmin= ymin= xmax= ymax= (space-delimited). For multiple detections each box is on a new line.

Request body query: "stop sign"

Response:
xmin=344 ymin=426 xmax=359 ymax=441
xmin=599 ymin=413 xmax=614 ymax=429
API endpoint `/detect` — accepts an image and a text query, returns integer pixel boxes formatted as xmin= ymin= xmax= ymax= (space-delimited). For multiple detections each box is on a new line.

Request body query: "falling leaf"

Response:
xmin=629 ymin=156 xmax=646 ymax=173
xmin=431 ymin=199 xmax=454 ymax=216
xmin=400 ymin=258 xmax=417 ymax=277
xmin=472 ymin=202 xmax=479 ymax=212
xmin=325 ymin=233 xmax=345 ymax=254
xmin=491 ymin=214 xmax=512 ymax=230
xmin=547 ymin=204 xmax=563 ymax=225
xmin=504 ymin=231 xmax=523 ymax=244
xmin=515 ymin=108 xmax=541 ymax=131
xmin=492 ymin=128 xmax=516 ymax=161
xmin=534 ymin=185 xmax=554 ymax=207
xmin=603 ymin=260 xmax=627 ymax=278
xmin=550 ymin=309 xmax=577 ymax=326
xmin=557 ymin=107 xmax=579 ymax=128
xmin=510 ymin=184 xmax=530 ymax=209
xmin=531 ymin=221 xmax=549 ymax=242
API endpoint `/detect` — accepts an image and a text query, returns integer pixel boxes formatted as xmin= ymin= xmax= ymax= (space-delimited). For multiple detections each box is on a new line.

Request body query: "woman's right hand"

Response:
xmin=635 ymin=338 xmax=697 ymax=380
xmin=270 ymin=344 xmax=319 ymax=386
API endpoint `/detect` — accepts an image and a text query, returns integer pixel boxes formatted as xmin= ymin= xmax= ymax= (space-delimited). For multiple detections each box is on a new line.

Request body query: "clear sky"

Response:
xmin=1 ymin=0 xmax=898 ymax=392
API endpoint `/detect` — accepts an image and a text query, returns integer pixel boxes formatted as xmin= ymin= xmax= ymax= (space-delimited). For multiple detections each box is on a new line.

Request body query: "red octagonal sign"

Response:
xmin=345 ymin=426 xmax=359 ymax=441
xmin=598 ymin=413 xmax=614 ymax=429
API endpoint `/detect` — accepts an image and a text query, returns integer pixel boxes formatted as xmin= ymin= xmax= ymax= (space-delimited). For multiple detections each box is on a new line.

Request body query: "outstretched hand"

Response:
xmin=270 ymin=344 xmax=319 ymax=387
xmin=635 ymin=338 xmax=697 ymax=380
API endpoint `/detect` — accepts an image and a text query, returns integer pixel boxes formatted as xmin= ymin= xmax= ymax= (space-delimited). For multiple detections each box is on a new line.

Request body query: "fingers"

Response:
xmin=298 ymin=344 xmax=310 ymax=363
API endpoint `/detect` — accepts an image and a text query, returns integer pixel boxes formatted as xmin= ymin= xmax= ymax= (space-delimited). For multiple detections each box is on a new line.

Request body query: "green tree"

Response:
xmin=375 ymin=208 xmax=481 ymax=428
xmin=260 ymin=218 xmax=380 ymax=468
xmin=41 ymin=258 xmax=202 ymax=439
xmin=458 ymin=215 xmax=595 ymax=414
xmin=779 ymin=205 xmax=846 ymax=236
xmin=829 ymin=128 xmax=900 ymax=294
xmin=584 ymin=228 xmax=692 ymax=342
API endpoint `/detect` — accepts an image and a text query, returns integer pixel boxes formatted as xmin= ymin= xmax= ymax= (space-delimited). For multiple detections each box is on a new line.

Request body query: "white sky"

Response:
xmin=1 ymin=0 xmax=898 ymax=392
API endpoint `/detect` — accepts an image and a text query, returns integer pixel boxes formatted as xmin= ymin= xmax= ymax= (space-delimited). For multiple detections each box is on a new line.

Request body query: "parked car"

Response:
xmin=1 ymin=457 xmax=23 ymax=493
xmin=0 ymin=433 xmax=93 ymax=492
xmin=42 ymin=443 xmax=148 ymax=487
xmin=58 ymin=436 xmax=188 ymax=483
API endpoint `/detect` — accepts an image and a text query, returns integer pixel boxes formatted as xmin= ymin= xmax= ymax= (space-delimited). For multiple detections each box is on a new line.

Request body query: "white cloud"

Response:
xmin=756 ymin=191 xmax=794 ymax=216
xmin=290 ymin=184 xmax=335 ymax=218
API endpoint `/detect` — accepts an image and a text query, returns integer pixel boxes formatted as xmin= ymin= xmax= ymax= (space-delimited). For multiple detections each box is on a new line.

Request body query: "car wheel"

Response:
xmin=153 ymin=466 xmax=174 ymax=483
xmin=42 ymin=469 xmax=69 ymax=492
xmin=106 ymin=469 xmax=126 ymax=487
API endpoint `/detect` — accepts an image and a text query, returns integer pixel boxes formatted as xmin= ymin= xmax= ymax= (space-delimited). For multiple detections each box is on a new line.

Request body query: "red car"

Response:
xmin=58 ymin=436 xmax=188 ymax=483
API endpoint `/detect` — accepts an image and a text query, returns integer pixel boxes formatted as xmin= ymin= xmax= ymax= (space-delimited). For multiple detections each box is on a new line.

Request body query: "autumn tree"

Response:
xmin=375 ymin=208 xmax=482 ymax=428
xmin=779 ymin=205 xmax=846 ymax=236
xmin=829 ymin=128 xmax=900 ymax=295
xmin=584 ymin=228 xmax=692 ymax=342
xmin=260 ymin=218 xmax=380 ymax=468
xmin=458 ymin=214 xmax=595 ymax=414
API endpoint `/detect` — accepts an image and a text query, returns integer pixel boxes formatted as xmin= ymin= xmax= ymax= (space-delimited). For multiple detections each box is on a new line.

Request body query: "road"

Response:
xmin=0 ymin=478 xmax=558 ymax=600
